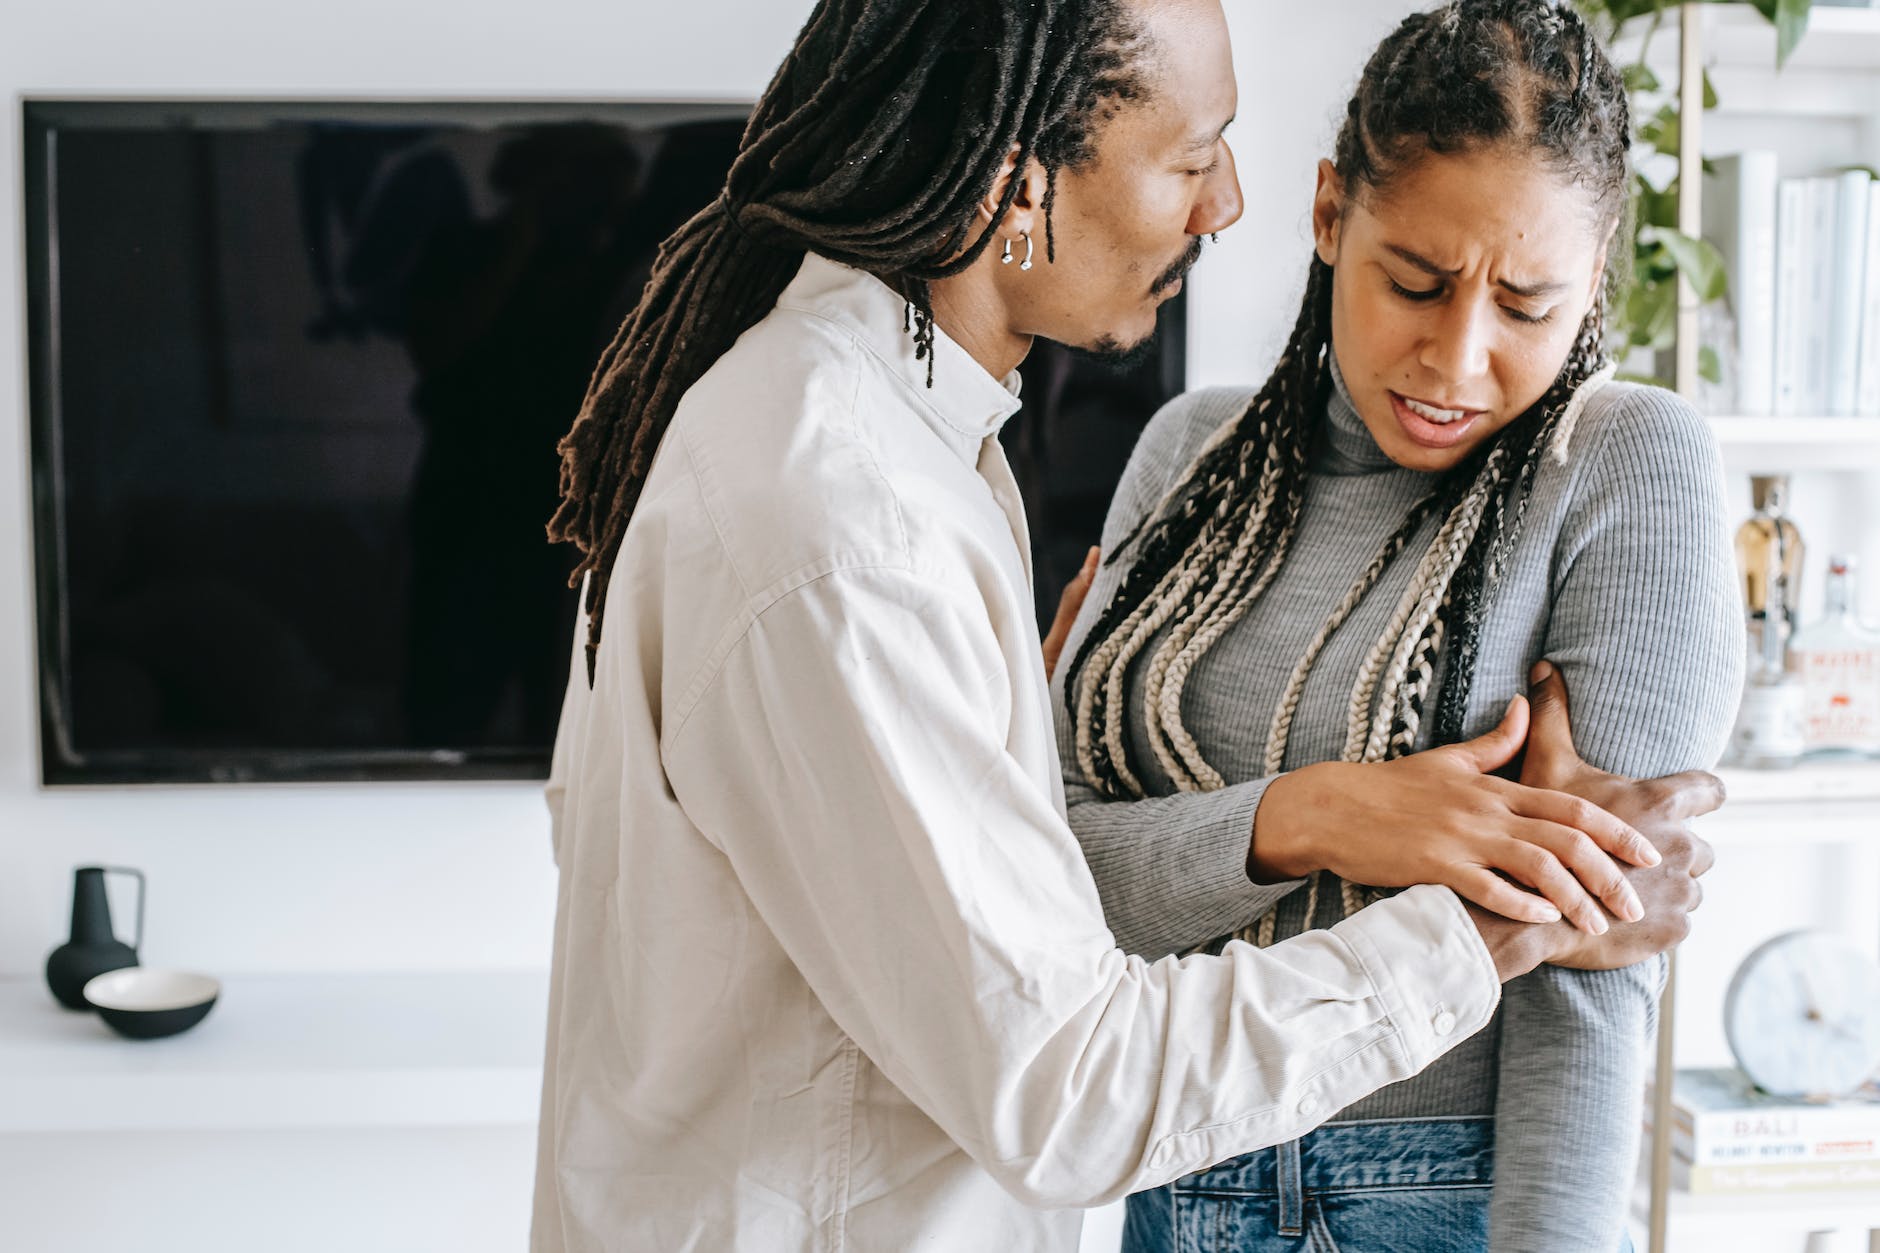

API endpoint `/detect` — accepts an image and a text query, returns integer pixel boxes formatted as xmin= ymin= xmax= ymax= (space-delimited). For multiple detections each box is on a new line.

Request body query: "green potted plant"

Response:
xmin=1576 ymin=0 xmax=1815 ymax=382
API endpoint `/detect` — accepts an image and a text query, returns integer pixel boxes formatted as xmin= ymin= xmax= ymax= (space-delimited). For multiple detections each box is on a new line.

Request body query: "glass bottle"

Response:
xmin=1728 ymin=593 xmax=1807 ymax=769
xmin=1792 ymin=554 xmax=1880 ymax=759
xmin=1735 ymin=474 xmax=1806 ymax=666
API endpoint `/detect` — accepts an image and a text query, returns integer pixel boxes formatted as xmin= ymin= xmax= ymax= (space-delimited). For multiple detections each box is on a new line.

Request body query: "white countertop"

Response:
xmin=0 ymin=971 xmax=548 ymax=1133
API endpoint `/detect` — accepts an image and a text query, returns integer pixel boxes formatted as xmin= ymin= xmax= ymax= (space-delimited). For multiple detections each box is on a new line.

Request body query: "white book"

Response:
xmin=1856 ymin=180 xmax=1880 ymax=414
xmin=1803 ymin=177 xmax=1840 ymax=415
xmin=1705 ymin=151 xmax=1779 ymax=415
xmin=1828 ymin=169 xmax=1871 ymax=415
xmin=1775 ymin=178 xmax=1811 ymax=415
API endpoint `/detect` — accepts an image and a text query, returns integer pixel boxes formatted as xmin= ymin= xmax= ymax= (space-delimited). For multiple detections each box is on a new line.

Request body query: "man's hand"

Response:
xmin=1468 ymin=661 xmax=1722 ymax=980
xmin=1042 ymin=547 xmax=1099 ymax=681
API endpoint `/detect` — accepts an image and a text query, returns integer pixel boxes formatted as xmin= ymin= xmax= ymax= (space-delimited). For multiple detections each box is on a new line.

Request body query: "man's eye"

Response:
xmin=1187 ymin=160 xmax=1220 ymax=178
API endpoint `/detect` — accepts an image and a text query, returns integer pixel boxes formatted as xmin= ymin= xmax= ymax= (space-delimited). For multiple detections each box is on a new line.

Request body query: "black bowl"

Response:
xmin=82 ymin=968 xmax=220 ymax=1039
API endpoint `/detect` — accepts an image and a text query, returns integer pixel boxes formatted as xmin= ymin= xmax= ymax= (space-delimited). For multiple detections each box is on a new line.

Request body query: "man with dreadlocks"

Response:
xmin=533 ymin=1 xmax=1720 ymax=1249
xmin=1057 ymin=2 xmax=1740 ymax=1251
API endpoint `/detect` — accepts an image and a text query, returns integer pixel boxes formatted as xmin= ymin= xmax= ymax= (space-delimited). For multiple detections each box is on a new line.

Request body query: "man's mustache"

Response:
xmin=1151 ymin=235 xmax=1207 ymax=295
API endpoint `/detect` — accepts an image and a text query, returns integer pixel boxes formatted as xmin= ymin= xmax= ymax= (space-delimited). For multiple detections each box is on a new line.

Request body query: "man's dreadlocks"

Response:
xmin=549 ymin=0 xmax=1151 ymax=681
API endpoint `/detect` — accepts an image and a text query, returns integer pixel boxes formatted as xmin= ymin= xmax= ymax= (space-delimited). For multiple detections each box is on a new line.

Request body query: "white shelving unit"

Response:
xmin=0 ymin=971 xmax=548 ymax=1133
xmin=1637 ymin=7 xmax=1880 ymax=1252
xmin=1709 ymin=417 xmax=1880 ymax=470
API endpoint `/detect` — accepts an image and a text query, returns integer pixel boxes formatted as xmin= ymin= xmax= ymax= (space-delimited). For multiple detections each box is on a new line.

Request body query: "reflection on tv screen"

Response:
xmin=27 ymin=101 xmax=1182 ymax=784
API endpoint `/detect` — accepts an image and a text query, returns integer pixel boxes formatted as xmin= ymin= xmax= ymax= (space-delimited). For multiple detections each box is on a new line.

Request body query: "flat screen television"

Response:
xmin=25 ymin=99 xmax=1185 ymax=785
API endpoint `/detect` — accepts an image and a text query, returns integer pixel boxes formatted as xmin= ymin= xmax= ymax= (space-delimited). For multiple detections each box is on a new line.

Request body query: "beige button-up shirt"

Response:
xmin=532 ymin=254 xmax=1501 ymax=1253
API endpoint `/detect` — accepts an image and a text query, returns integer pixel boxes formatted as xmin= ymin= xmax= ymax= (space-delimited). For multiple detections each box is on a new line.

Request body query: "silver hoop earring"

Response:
xmin=1001 ymin=238 xmax=1014 ymax=265
xmin=1019 ymin=231 xmax=1034 ymax=271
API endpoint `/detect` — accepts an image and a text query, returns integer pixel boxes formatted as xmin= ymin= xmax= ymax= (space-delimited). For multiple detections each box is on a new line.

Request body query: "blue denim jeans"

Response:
xmin=1122 ymin=1116 xmax=1638 ymax=1253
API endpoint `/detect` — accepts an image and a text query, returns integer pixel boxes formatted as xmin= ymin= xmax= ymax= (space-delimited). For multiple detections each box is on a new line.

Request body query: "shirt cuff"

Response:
xmin=1332 ymin=884 xmax=1501 ymax=1074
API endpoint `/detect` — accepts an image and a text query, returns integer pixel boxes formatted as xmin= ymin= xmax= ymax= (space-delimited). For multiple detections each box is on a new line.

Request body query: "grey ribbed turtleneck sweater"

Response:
xmin=1050 ymin=363 xmax=1744 ymax=1252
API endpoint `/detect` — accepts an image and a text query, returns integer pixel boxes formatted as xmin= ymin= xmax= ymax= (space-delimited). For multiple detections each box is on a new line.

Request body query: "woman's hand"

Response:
xmin=1251 ymin=696 xmax=1660 ymax=935
xmin=1042 ymin=546 xmax=1099 ymax=681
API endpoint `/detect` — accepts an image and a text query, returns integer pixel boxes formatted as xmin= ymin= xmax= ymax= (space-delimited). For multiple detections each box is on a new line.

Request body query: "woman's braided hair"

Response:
xmin=1064 ymin=0 xmax=1631 ymax=943
xmin=549 ymin=0 xmax=1150 ymax=682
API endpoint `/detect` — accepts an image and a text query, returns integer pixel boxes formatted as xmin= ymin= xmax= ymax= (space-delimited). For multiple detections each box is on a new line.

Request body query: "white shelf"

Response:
xmin=1699 ymin=4 xmax=1880 ymax=74
xmin=1701 ymin=761 xmax=1880 ymax=846
xmin=1615 ymin=5 xmax=1880 ymax=117
xmin=1707 ymin=416 xmax=1880 ymax=469
xmin=0 ymin=971 xmax=547 ymax=1133
xmin=1633 ymin=1174 xmax=1880 ymax=1225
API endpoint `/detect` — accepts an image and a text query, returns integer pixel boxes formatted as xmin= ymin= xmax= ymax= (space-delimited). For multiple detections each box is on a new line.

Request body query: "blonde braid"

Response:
xmin=1144 ymin=470 xmax=1286 ymax=789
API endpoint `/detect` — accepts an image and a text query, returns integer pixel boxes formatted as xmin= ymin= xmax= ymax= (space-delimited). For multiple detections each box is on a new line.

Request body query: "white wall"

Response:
xmin=8 ymin=3 xmax=1876 ymax=1252
xmin=0 ymin=1 xmax=812 ymax=980
xmin=0 ymin=0 xmax=1426 ymax=981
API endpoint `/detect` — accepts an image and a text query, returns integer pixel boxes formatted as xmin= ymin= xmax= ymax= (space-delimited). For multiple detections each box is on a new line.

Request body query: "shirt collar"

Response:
xmin=773 ymin=253 xmax=1024 ymax=452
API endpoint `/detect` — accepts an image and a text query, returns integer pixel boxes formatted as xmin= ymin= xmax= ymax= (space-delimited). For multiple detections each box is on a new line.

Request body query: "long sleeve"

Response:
xmin=1050 ymin=388 xmax=1308 ymax=958
xmin=1486 ymin=391 xmax=1744 ymax=1252
xmin=662 ymin=563 xmax=1502 ymax=1209
xmin=543 ymin=579 xmax=592 ymax=870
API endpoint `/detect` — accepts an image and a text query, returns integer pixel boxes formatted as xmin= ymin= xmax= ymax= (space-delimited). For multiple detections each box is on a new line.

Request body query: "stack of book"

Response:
xmin=1645 ymin=1067 xmax=1880 ymax=1195
xmin=1704 ymin=153 xmax=1880 ymax=417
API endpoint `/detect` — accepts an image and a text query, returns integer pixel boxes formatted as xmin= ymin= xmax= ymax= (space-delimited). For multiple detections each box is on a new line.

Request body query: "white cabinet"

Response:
xmin=1621 ymin=8 xmax=1880 ymax=1251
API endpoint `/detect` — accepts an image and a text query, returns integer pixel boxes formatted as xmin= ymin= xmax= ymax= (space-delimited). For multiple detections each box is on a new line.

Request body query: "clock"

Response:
xmin=1724 ymin=930 xmax=1880 ymax=1099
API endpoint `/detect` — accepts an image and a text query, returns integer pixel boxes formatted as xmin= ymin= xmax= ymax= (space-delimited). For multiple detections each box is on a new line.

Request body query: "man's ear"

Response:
xmin=1311 ymin=158 xmax=1343 ymax=266
xmin=977 ymin=142 xmax=1047 ymax=240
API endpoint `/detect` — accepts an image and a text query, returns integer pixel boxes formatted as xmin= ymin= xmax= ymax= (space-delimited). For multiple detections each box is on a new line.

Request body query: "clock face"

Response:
xmin=1725 ymin=930 xmax=1880 ymax=1099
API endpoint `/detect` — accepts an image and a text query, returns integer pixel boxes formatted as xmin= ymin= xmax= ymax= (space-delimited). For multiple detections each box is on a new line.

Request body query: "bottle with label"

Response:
xmin=1791 ymin=554 xmax=1880 ymax=759
xmin=1735 ymin=474 xmax=1806 ymax=666
xmin=1729 ymin=595 xmax=1808 ymax=770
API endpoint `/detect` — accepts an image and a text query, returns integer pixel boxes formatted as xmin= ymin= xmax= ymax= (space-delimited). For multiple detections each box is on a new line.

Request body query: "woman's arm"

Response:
xmin=1487 ymin=387 xmax=1745 ymax=1252
xmin=1053 ymin=390 xmax=1662 ymax=959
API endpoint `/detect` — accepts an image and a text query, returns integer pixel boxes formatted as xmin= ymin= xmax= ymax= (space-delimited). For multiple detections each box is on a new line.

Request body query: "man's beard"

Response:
xmin=1063 ymin=235 xmax=1206 ymax=370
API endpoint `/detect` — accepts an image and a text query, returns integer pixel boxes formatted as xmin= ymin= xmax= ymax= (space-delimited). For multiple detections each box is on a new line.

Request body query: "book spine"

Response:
xmin=1803 ymin=177 xmax=1839 ymax=415
xmin=1648 ymin=1107 xmax=1880 ymax=1163
xmin=1775 ymin=178 xmax=1811 ymax=416
xmin=1677 ymin=1157 xmax=1880 ymax=1195
xmin=1709 ymin=152 xmax=1780 ymax=415
xmin=1858 ymin=180 xmax=1880 ymax=414
xmin=1828 ymin=169 xmax=1871 ymax=415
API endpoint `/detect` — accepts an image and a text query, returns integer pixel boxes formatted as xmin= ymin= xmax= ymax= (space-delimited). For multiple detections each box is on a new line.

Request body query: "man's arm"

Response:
xmin=662 ymin=563 xmax=1507 ymax=1209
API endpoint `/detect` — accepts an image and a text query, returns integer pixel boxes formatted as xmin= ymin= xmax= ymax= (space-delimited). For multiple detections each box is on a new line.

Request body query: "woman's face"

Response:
xmin=1311 ymin=145 xmax=1612 ymax=473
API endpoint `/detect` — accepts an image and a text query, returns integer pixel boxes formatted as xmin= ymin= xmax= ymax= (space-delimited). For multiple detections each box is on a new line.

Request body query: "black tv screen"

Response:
xmin=26 ymin=99 xmax=1184 ymax=786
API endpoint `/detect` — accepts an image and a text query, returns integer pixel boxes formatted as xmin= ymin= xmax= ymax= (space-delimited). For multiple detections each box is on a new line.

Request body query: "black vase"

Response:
xmin=45 ymin=866 xmax=144 ymax=1010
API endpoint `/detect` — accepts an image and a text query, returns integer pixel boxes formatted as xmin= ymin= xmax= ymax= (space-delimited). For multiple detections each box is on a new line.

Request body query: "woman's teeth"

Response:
xmin=1402 ymin=396 xmax=1468 ymax=424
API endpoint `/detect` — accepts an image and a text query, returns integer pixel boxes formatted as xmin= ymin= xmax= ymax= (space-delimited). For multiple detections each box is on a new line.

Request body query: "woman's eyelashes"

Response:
xmin=1386 ymin=275 xmax=1440 ymax=302
xmin=1384 ymin=274 xmax=1557 ymax=325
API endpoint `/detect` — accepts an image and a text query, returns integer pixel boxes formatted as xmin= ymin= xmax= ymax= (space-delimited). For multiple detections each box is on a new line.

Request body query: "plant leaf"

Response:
xmin=1699 ymin=345 xmax=1722 ymax=384
xmin=1703 ymin=68 xmax=1719 ymax=110
xmin=1624 ymin=62 xmax=1661 ymax=94
xmin=1642 ymin=226 xmax=1729 ymax=303
xmin=1752 ymin=0 xmax=1813 ymax=68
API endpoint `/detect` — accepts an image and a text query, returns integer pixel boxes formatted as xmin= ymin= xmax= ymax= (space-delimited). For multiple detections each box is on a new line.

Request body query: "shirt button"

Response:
xmin=1298 ymin=1094 xmax=1322 ymax=1118
xmin=1432 ymin=1009 xmax=1457 ymax=1036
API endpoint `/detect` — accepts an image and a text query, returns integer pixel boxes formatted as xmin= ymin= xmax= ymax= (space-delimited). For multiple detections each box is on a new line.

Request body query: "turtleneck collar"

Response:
xmin=1314 ymin=349 xmax=1409 ymax=476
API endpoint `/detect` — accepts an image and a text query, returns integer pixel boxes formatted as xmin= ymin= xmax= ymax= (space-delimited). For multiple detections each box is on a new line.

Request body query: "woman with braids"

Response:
xmin=1055 ymin=3 xmax=1742 ymax=1250
xmin=534 ymin=1 xmax=1722 ymax=1249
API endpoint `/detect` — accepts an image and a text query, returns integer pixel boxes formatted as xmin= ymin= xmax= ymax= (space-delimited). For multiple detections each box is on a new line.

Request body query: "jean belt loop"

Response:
xmin=1276 ymin=1136 xmax=1304 ymax=1237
